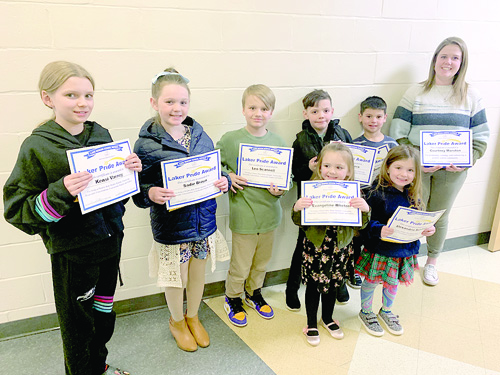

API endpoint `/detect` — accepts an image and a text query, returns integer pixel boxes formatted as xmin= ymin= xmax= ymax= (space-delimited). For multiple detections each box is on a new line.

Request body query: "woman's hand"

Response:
xmin=64 ymin=172 xmax=93 ymax=196
xmin=445 ymin=164 xmax=466 ymax=172
xmin=350 ymin=197 xmax=370 ymax=212
xmin=214 ymin=176 xmax=229 ymax=192
xmin=148 ymin=186 xmax=175 ymax=205
xmin=293 ymin=197 xmax=313 ymax=212
xmin=124 ymin=153 xmax=142 ymax=172
xmin=422 ymin=165 xmax=442 ymax=173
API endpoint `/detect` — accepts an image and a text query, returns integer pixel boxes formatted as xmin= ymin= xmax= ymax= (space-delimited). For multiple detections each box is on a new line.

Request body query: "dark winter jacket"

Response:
xmin=292 ymin=119 xmax=352 ymax=196
xmin=133 ymin=117 xmax=229 ymax=244
xmin=3 ymin=120 xmax=126 ymax=254
xmin=363 ymin=184 xmax=420 ymax=258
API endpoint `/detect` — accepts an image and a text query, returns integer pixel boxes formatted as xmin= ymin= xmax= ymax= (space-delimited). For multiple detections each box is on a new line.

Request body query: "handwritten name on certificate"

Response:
xmin=301 ymin=180 xmax=362 ymax=226
xmin=162 ymin=150 xmax=222 ymax=210
xmin=66 ymin=139 xmax=139 ymax=215
xmin=345 ymin=144 xmax=378 ymax=186
xmin=237 ymin=143 xmax=293 ymax=190
xmin=383 ymin=207 xmax=445 ymax=244
xmin=420 ymin=130 xmax=473 ymax=167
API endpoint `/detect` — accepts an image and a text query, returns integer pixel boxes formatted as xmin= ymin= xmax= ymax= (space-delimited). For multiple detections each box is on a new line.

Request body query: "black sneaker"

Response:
xmin=244 ymin=288 xmax=274 ymax=319
xmin=285 ymin=289 xmax=301 ymax=311
xmin=224 ymin=295 xmax=247 ymax=327
xmin=336 ymin=283 xmax=350 ymax=305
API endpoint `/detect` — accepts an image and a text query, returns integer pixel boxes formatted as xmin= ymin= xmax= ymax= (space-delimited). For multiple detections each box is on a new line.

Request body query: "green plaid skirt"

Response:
xmin=355 ymin=248 xmax=419 ymax=288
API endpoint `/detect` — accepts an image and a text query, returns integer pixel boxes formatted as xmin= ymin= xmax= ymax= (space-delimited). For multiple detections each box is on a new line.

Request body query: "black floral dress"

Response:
xmin=301 ymin=226 xmax=354 ymax=293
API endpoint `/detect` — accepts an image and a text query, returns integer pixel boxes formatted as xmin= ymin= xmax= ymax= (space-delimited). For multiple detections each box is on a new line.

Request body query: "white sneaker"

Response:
xmin=423 ymin=264 xmax=439 ymax=286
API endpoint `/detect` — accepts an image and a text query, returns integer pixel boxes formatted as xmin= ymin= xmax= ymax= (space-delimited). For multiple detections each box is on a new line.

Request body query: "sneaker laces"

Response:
xmin=227 ymin=297 xmax=245 ymax=314
xmin=424 ymin=264 xmax=438 ymax=280
xmin=249 ymin=289 xmax=268 ymax=307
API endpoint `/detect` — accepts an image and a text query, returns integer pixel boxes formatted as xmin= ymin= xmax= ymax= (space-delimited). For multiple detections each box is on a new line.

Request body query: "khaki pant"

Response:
xmin=225 ymin=230 xmax=275 ymax=298
xmin=422 ymin=168 xmax=467 ymax=258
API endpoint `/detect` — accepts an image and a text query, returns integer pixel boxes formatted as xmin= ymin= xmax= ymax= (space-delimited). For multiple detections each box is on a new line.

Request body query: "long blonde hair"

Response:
xmin=38 ymin=61 xmax=94 ymax=124
xmin=312 ymin=143 xmax=354 ymax=181
xmin=422 ymin=36 xmax=469 ymax=105
xmin=375 ymin=145 xmax=424 ymax=210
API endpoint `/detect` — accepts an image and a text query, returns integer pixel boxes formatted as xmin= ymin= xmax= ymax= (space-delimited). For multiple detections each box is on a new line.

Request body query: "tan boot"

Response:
xmin=169 ymin=316 xmax=197 ymax=352
xmin=186 ymin=314 xmax=210 ymax=348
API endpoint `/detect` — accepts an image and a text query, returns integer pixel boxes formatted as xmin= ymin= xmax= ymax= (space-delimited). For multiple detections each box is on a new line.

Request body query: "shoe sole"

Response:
xmin=283 ymin=291 xmax=301 ymax=312
xmin=347 ymin=281 xmax=361 ymax=289
xmin=377 ymin=313 xmax=404 ymax=336
xmin=244 ymin=298 xmax=274 ymax=319
xmin=320 ymin=320 xmax=344 ymax=340
xmin=423 ymin=278 xmax=439 ymax=286
xmin=303 ymin=329 xmax=320 ymax=346
xmin=223 ymin=303 xmax=248 ymax=327
xmin=357 ymin=314 xmax=384 ymax=337
xmin=336 ymin=300 xmax=349 ymax=305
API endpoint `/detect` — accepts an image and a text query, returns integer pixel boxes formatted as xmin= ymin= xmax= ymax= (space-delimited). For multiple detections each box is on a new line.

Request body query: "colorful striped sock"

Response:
xmin=360 ymin=279 xmax=378 ymax=313
xmin=93 ymin=295 xmax=114 ymax=313
xmin=382 ymin=284 xmax=398 ymax=311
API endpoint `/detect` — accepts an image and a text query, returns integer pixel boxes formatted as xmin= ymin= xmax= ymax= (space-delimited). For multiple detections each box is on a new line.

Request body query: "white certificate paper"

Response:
xmin=383 ymin=206 xmax=446 ymax=243
xmin=66 ymin=139 xmax=139 ymax=214
xmin=345 ymin=144 xmax=378 ymax=186
xmin=301 ymin=180 xmax=362 ymax=226
xmin=237 ymin=143 xmax=293 ymax=190
xmin=162 ymin=150 xmax=222 ymax=210
xmin=420 ymin=130 xmax=473 ymax=167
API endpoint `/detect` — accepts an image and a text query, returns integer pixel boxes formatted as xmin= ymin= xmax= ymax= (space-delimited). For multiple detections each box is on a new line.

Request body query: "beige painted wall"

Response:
xmin=1 ymin=0 xmax=499 ymax=323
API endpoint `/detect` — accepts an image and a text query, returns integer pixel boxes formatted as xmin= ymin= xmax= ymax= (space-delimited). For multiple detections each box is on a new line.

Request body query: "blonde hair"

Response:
xmin=422 ymin=36 xmax=469 ymax=105
xmin=375 ymin=145 xmax=424 ymax=210
xmin=312 ymin=143 xmax=354 ymax=181
xmin=38 ymin=61 xmax=94 ymax=124
xmin=242 ymin=84 xmax=276 ymax=111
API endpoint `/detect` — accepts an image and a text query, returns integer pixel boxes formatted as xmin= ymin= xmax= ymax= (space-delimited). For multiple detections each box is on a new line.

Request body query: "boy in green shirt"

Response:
xmin=216 ymin=84 xmax=288 ymax=327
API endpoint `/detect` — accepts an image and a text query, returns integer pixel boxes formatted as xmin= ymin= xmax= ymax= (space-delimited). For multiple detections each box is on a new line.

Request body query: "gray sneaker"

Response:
xmin=358 ymin=310 xmax=384 ymax=337
xmin=378 ymin=309 xmax=404 ymax=335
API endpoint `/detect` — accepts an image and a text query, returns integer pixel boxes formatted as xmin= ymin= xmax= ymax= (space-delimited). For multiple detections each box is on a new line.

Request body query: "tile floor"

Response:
xmin=1 ymin=245 xmax=499 ymax=375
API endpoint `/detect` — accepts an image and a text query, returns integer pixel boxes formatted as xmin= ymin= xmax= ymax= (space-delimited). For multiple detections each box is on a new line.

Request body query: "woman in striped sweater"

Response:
xmin=390 ymin=37 xmax=489 ymax=286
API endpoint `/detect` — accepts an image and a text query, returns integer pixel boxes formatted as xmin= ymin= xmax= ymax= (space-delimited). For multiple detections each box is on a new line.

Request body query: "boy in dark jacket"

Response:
xmin=285 ymin=89 xmax=352 ymax=311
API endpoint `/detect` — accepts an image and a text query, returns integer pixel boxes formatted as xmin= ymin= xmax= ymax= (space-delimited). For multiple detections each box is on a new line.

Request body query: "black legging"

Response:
xmin=305 ymin=280 xmax=337 ymax=328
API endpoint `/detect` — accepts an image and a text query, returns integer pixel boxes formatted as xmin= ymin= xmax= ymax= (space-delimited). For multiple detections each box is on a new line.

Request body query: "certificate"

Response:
xmin=372 ymin=145 xmax=390 ymax=183
xmin=420 ymin=130 xmax=473 ymax=167
xmin=237 ymin=143 xmax=293 ymax=190
xmin=162 ymin=150 xmax=222 ymax=210
xmin=66 ymin=139 xmax=139 ymax=215
xmin=383 ymin=206 xmax=445 ymax=243
xmin=301 ymin=180 xmax=362 ymax=226
xmin=345 ymin=144 xmax=378 ymax=186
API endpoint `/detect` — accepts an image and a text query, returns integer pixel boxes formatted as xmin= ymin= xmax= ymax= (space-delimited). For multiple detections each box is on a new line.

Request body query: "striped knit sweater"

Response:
xmin=390 ymin=84 xmax=489 ymax=163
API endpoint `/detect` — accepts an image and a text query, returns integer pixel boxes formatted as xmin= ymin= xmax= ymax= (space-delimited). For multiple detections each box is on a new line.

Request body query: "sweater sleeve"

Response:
xmin=390 ymin=87 xmax=416 ymax=144
xmin=3 ymin=141 xmax=75 ymax=235
xmin=469 ymin=87 xmax=489 ymax=163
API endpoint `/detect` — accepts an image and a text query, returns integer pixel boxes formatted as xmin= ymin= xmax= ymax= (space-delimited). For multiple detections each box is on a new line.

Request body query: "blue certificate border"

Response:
xmin=237 ymin=143 xmax=293 ymax=190
xmin=67 ymin=140 xmax=139 ymax=214
xmin=384 ymin=206 xmax=443 ymax=243
xmin=420 ymin=130 xmax=473 ymax=167
xmin=301 ymin=180 xmax=361 ymax=226
xmin=345 ymin=144 xmax=378 ymax=185
xmin=162 ymin=150 xmax=222 ymax=210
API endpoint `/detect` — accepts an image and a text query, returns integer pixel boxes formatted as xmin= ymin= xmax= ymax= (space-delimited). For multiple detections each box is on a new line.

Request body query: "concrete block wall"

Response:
xmin=1 ymin=0 xmax=499 ymax=323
